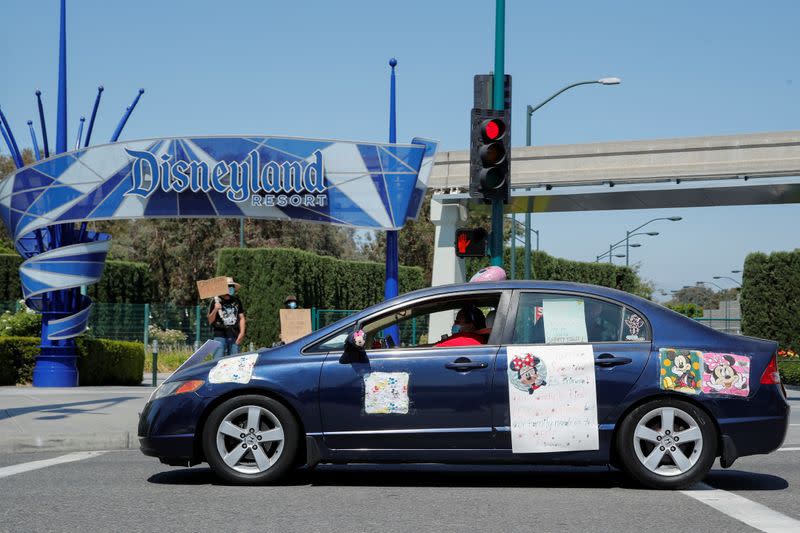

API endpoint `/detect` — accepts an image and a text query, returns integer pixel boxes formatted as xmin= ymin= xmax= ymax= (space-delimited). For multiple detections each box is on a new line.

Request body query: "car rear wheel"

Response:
xmin=202 ymin=395 xmax=298 ymax=484
xmin=616 ymin=398 xmax=717 ymax=489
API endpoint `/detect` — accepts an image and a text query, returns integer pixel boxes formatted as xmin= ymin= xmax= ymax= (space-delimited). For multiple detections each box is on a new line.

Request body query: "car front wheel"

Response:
xmin=616 ymin=398 xmax=717 ymax=489
xmin=202 ymin=395 xmax=298 ymax=484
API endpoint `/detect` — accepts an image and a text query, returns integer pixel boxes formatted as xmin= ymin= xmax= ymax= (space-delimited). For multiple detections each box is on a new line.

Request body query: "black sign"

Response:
xmin=455 ymin=228 xmax=488 ymax=258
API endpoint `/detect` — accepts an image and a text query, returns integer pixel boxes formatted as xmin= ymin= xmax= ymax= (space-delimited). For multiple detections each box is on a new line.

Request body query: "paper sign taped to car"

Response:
xmin=507 ymin=345 xmax=598 ymax=453
xmin=542 ymin=299 xmax=588 ymax=344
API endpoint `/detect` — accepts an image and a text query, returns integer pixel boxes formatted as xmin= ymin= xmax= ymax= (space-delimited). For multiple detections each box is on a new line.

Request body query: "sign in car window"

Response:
xmin=542 ymin=299 xmax=588 ymax=344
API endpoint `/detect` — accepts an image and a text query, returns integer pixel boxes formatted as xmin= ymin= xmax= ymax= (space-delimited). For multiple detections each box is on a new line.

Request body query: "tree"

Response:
xmin=667 ymin=285 xmax=720 ymax=309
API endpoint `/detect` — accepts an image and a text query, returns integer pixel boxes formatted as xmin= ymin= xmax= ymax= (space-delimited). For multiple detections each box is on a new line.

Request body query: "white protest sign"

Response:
xmin=507 ymin=344 xmax=599 ymax=453
xmin=543 ymin=299 xmax=588 ymax=344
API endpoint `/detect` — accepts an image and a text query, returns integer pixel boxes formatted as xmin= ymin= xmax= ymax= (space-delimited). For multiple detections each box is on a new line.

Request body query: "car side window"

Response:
xmin=512 ymin=293 xmax=628 ymax=344
xmin=304 ymin=325 xmax=353 ymax=353
xmin=622 ymin=307 xmax=650 ymax=341
xmin=361 ymin=293 xmax=502 ymax=350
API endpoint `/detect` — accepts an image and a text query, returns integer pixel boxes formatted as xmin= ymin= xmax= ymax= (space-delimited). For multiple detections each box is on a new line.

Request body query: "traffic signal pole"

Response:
xmin=490 ymin=0 xmax=506 ymax=268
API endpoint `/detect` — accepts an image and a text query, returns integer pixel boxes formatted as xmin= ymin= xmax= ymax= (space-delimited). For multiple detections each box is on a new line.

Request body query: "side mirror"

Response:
xmin=339 ymin=330 xmax=367 ymax=364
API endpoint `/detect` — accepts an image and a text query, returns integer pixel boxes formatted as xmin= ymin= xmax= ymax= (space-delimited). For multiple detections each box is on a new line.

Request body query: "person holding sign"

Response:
xmin=207 ymin=277 xmax=247 ymax=359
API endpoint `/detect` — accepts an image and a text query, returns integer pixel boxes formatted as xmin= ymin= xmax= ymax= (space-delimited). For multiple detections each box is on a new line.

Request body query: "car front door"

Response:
xmin=318 ymin=290 xmax=508 ymax=451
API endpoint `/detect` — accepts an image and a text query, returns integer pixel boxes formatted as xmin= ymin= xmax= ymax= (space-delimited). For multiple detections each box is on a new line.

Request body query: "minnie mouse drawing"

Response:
xmin=509 ymin=354 xmax=547 ymax=394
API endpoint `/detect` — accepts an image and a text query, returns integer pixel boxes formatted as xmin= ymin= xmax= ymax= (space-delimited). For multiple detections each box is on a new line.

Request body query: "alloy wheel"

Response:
xmin=215 ymin=405 xmax=285 ymax=474
xmin=632 ymin=406 xmax=703 ymax=477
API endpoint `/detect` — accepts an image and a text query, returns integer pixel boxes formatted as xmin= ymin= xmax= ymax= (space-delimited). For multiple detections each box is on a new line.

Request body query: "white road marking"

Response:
xmin=0 ymin=451 xmax=105 ymax=479
xmin=681 ymin=482 xmax=800 ymax=532
xmin=778 ymin=447 xmax=800 ymax=451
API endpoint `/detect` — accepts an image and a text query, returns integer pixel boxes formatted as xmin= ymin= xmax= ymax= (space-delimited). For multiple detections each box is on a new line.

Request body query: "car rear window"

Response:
xmin=512 ymin=292 xmax=649 ymax=344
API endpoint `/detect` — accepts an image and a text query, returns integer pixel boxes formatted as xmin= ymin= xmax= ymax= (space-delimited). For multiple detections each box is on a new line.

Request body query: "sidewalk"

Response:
xmin=0 ymin=373 xmax=171 ymax=454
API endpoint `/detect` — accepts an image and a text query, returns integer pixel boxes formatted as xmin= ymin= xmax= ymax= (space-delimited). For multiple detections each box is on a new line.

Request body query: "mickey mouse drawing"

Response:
xmin=662 ymin=350 xmax=700 ymax=393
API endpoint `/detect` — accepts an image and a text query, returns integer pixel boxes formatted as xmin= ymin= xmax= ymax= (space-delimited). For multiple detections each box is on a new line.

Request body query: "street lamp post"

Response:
xmin=526 ymin=78 xmax=621 ymax=146
xmin=713 ymin=275 xmax=742 ymax=287
xmin=698 ymin=280 xmax=729 ymax=332
xmin=508 ymin=216 xmax=539 ymax=279
xmin=524 ymin=77 xmax=620 ymax=278
xmin=596 ymin=242 xmax=640 ymax=263
xmin=625 ymin=216 xmax=682 ymax=266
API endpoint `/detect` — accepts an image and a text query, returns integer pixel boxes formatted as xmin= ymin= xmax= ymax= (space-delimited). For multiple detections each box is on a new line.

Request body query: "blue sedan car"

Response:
xmin=138 ymin=281 xmax=789 ymax=489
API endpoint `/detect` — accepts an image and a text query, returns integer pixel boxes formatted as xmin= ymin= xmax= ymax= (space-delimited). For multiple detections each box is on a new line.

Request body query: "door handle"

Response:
xmin=594 ymin=353 xmax=632 ymax=367
xmin=445 ymin=358 xmax=488 ymax=371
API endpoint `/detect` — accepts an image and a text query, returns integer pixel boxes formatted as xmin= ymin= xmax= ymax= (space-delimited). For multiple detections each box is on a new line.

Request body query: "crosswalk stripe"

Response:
xmin=681 ymin=482 xmax=800 ymax=532
xmin=0 ymin=451 xmax=105 ymax=479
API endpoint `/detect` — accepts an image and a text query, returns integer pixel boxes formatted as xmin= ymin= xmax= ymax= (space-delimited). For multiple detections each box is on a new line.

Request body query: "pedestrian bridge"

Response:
xmin=427 ymin=130 xmax=800 ymax=338
xmin=430 ymin=130 xmax=800 ymax=212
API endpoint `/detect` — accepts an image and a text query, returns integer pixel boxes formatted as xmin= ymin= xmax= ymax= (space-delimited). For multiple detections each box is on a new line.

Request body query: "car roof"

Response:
xmin=398 ymin=280 xmax=647 ymax=305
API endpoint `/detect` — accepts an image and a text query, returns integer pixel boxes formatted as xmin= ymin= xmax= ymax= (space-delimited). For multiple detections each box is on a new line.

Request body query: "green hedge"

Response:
xmin=0 ymin=337 xmax=144 ymax=385
xmin=740 ymin=249 xmax=800 ymax=353
xmin=779 ymin=360 xmax=800 ymax=386
xmin=76 ymin=338 xmax=145 ymax=386
xmin=468 ymin=250 xmax=641 ymax=294
xmin=0 ymin=254 xmax=152 ymax=303
xmin=217 ymin=247 xmax=427 ymax=346
xmin=0 ymin=337 xmax=40 ymax=385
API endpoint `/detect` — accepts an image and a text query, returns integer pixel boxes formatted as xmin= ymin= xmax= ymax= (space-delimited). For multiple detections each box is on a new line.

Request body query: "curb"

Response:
xmin=0 ymin=432 xmax=139 ymax=454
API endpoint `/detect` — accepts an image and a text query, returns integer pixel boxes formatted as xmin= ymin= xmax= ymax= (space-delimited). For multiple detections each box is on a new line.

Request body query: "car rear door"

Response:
xmin=491 ymin=290 xmax=652 ymax=453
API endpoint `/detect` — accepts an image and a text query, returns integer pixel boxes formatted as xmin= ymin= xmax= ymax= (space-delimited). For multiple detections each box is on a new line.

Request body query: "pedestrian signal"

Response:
xmin=455 ymin=228 xmax=488 ymax=258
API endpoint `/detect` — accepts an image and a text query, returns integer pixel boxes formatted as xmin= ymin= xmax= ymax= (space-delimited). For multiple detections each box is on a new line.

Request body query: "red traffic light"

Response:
xmin=481 ymin=119 xmax=505 ymax=142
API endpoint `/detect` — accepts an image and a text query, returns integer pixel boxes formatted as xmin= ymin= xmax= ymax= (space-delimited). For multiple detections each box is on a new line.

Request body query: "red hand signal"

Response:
xmin=457 ymin=233 xmax=471 ymax=254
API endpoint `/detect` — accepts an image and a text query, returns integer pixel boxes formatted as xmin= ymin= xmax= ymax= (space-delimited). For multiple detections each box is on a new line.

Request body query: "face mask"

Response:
xmin=228 ymin=287 xmax=235 ymax=296
xmin=451 ymin=324 xmax=461 ymax=334
xmin=287 ymin=301 xmax=297 ymax=309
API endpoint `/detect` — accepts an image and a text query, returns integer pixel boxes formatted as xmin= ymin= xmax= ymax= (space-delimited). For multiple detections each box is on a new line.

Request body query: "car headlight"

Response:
xmin=149 ymin=379 xmax=205 ymax=402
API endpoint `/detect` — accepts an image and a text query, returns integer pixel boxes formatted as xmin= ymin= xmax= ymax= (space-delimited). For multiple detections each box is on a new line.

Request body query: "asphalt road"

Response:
xmin=1 ymin=395 xmax=797 ymax=533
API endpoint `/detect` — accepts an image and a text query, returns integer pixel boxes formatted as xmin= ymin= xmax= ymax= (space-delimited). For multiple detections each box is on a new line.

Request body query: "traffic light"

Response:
xmin=470 ymin=108 xmax=511 ymax=203
xmin=455 ymin=228 xmax=488 ymax=258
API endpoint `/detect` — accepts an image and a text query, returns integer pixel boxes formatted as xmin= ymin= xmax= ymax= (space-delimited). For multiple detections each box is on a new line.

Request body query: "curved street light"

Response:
xmin=526 ymin=78 xmax=622 ymax=146
xmin=523 ymin=77 xmax=621 ymax=279
xmin=625 ymin=217 xmax=682 ymax=266
xmin=596 ymin=242 xmax=640 ymax=263
xmin=713 ymin=275 xmax=742 ymax=287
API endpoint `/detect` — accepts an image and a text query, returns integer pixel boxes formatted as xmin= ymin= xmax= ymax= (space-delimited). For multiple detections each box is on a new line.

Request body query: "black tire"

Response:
xmin=616 ymin=397 xmax=717 ymax=489
xmin=202 ymin=394 xmax=299 ymax=485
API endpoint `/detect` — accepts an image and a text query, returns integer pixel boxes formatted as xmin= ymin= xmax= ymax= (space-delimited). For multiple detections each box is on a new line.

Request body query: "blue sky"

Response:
xmin=1 ymin=0 xmax=798 ymax=300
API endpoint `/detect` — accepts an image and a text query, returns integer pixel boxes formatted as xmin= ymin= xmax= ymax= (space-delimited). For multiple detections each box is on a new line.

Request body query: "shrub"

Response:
xmin=0 ymin=301 xmax=42 ymax=337
xmin=148 ymin=325 xmax=188 ymax=347
xmin=779 ymin=360 xmax=800 ymax=386
xmin=740 ymin=250 xmax=800 ymax=353
xmin=217 ymin=247 xmax=427 ymax=346
xmin=667 ymin=302 xmax=704 ymax=318
xmin=469 ymin=250 xmax=642 ymax=294
xmin=0 ymin=337 xmax=40 ymax=385
xmin=0 ymin=336 xmax=144 ymax=385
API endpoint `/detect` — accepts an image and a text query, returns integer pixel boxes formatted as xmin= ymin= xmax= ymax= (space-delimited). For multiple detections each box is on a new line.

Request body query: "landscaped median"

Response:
xmin=779 ymin=358 xmax=800 ymax=386
xmin=0 ymin=336 xmax=144 ymax=386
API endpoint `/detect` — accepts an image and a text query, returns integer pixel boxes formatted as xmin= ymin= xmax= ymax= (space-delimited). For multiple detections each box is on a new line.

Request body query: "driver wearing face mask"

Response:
xmin=435 ymin=305 xmax=487 ymax=347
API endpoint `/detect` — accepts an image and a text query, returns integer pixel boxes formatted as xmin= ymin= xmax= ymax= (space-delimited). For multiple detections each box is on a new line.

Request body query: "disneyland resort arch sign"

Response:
xmin=0 ymin=135 xmax=437 ymax=339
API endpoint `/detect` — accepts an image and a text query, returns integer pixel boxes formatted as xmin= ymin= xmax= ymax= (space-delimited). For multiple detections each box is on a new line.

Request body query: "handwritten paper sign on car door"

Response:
xmin=507 ymin=345 xmax=599 ymax=453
